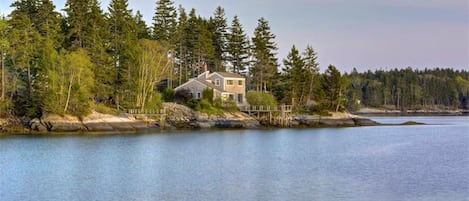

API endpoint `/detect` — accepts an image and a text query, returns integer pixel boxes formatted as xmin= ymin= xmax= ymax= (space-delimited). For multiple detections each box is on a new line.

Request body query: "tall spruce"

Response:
xmin=323 ymin=65 xmax=347 ymax=112
xmin=211 ymin=6 xmax=228 ymax=72
xmin=64 ymin=0 xmax=112 ymax=98
xmin=303 ymin=45 xmax=321 ymax=103
xmin=108 ymin=0 xmax=139 ymax=109
xmin=152 ymin=0 xmax=176 ymax=42
xmin=174 ymin=5 xmax=189 ymax=85
xmin=251 ymin=17 xmax=278 ymax=92
xmin=283 ymin=45 xmax=307 ymax=106
xmin=186 ymin=9 xmax=214 ymax=76
xmin=135 ymin=11 xmax=150 ymax=39
xmin=0 ymin=17 xmax=7 ymax=102
xmin=8 ymin=0 xmax=62 ymax=117
xmin=227 ymin=15 xmax=249 ymax=74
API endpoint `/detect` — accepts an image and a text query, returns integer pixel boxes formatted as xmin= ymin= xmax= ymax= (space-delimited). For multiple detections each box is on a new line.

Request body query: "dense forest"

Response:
xmin=346 ymin=68 xmax=469 ymax=111
xmin=0 ymin=0 xmax=467 ymax=119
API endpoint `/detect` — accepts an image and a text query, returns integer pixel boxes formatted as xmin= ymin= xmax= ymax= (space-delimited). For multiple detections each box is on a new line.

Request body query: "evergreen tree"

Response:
xmin=303 ymin=45 xmax=321 ymax=103
xmin=63 ymin=0 xmax=89 ymax=49
xmin=251 ymin=17 xmax=278 ymax=92
xmin=0 ymin=17 xmax=8 ymax=102
xmin=185 ymin=9 xmax=214 ymax=76
xmin=282 ymin=45 xmax=307 ymax=106
xmin=323 ymin=65 xmax=347 ymax=112
xmin=107 ymin=0 xmax=139 ymax=109
xmin=227 ymin=15 xmax=249 ymax=74
xmin=174 ymin=5 xmax=189 ymax=85
xmin=152 ymin=0 xmax=176 ymax=42
xmin=135 ymin=11 xmax=150 ymax=39
xmin=64 ymin=0 xmax=112 ymax=99
xmin=211 ymin=6 xmax=228 ymax=72
xmin=8 ymin=0 xmax=61 ymax=116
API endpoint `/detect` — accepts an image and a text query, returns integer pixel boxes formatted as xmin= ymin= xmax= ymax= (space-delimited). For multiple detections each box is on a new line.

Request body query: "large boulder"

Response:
xmin=83 ymin=111 xmax=148 ymax=132
xmin=40 ymin=113 xmax=87 ymax=132
xmin=163 ymin=103 xmax=260 ymax=129
xmin=353 ymin=118 xmax=380 ymax=126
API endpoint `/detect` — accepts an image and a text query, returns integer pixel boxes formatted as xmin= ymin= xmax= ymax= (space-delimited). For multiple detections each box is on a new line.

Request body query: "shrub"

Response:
xmin=202 ymin=88 xmax=214 ymax=104
xmin=146 ymin=93 xmax=163 ymax=110
xmin=246 ymin=90 xmax=277 ymax=108
xmin=0 ymin=100 xmax=12 ymax=118
xmin=185 ymin=98 xmax=223 ymax=115
xmin=174 ymin=88 xmax=192 ymax=103
xmin=162 ymin=88 xmax=175 ymax=102
xmin=94 ymin=103 xmax=119 ymax=115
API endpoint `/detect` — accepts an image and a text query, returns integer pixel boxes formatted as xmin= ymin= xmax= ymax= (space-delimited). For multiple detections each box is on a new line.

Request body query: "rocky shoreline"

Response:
xmin=0 ymin=103 xmax=416 ymax=134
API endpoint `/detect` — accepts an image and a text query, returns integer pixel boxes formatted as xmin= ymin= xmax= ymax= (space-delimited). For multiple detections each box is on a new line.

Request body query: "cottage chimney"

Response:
xmin=203 ymin=62 xmax=208 ymax=73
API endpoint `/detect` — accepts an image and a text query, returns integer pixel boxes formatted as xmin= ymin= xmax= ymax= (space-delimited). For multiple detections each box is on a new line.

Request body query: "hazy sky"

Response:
xmin=1 ymin=0 xmax=468 ymax=72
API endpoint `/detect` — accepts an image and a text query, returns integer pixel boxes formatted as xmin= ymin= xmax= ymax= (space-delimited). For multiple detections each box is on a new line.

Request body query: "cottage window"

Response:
xmin=215 ymin=79 xmax=220 ymax=86
xmin=226 ymin=80 xmax=234 ymax=85
xmin=237 ymin=94 xmax=243 ymax=104
xmin=238 ymin=80 xmax=243 ymax=86
xmin=197 ymin=92 xmax=201 ymax=98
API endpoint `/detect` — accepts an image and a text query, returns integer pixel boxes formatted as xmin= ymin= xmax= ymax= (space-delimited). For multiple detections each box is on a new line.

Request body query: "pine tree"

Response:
xmin=323 ymin=65 xmax=347 ymax=112
xmin=185 ymin=9 xmax=214 ymax=76
xmin=152 ymin=0 xmax=176 ymax=42
xmin=211 ymin=6 xmax=228 ymax=72
xmin=108 ymin=0 xmax=139 ymax=109
xmin=251 ymin=17 xmax=278 ymax=92
xmin=0 ymin=17 xmax=8 ymax=102
xmin=135 ymin=11 xmax=150 ymax=39
xmin=64 ymin=0 xmax=112 ymax=99
xmin=8 ymin=0 xmax=62 ymax=117
xmin=283 ymin=45 xmax=307 ymax=106
xmin=174 ymin=5 xmax=189 ymax=85
xmin=303 ymin=45 xmax=321 ymax=103
xmin=227 ymin=15 xmax=249 ymax=74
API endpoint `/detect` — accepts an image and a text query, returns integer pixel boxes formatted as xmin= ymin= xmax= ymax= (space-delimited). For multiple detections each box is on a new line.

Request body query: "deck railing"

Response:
xmin=238 ymin=105 xmax=292 ymax=112
xmin=124 ymin=108 xmax=166 ymax=115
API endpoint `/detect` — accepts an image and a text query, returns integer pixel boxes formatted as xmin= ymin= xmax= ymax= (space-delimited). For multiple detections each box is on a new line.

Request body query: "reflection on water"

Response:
xmin=0 ymin=117 xmax=468 ymax=201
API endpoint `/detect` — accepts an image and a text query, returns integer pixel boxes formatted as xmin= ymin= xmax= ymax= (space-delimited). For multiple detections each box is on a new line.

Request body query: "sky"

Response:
xmin=1 ymin=0 xmax=468 ymax=72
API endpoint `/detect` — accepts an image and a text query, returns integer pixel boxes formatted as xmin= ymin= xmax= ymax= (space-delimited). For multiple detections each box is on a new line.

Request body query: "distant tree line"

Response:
xmin=345 ymin=68 xmax=469 ymax=111
xmin=0 ymin=0 xmax=466 ymax=118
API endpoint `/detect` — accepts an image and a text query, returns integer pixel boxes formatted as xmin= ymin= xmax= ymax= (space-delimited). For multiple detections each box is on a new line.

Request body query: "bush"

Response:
xmin=246 ymin=91 xmax=277 ymax=108
xmin=146 ymin=93 xmax=163 ymax=110
xmin=162 ymin=88 xmax=175 ymax=102
xmin=202 ymin=88 xmax=214 ymax=104
xmin=174 ymin=88 xmax=192 ymax=103
xmin=185 ymin=98 xmax=223 ymax=115
xmin=94 ymin=103 xmax=119 ymax=115
xmin=0 ymin=100 xmax=12 ymax=117
xmin=308 ymin=102 xmax=331 ymax=116
xmin=186 ymin=99 xmax=201 ymax=111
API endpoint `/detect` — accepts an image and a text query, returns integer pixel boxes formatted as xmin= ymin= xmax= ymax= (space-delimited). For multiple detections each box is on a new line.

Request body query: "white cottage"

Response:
xmin=174 ymin=71 xmax=247 ymax=106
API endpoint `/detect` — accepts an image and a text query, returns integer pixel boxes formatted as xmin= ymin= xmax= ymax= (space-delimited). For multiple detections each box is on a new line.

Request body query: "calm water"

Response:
xmin=0 ymin=117 xmax=468 ymax=201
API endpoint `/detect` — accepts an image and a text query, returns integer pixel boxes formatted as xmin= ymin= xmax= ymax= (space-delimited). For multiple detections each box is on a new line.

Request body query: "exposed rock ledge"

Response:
xmin=292 ymin=112 xmax=380 ymax=127
xmin=29 ymin=112 xmax=152 ymax=132
xmin=25 ymin=103 xmax=261 ymax=133
xmin=1 ymin=104 xmax=416 ymax=134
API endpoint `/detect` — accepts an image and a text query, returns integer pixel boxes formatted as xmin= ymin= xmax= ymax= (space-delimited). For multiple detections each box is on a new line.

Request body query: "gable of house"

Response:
xmin=175 ymin=71 xmax=248 ymax=106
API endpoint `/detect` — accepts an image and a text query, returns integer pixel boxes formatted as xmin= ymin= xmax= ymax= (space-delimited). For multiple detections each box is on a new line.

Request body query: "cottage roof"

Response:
xmin=214 ymin=72 xmax=244 ymax=79
xmin=196 ymin=78 xmax=225 ymax=92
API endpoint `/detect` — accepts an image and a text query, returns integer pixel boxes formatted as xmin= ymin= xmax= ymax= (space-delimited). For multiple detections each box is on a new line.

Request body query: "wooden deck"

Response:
xmin=239 ymin=105 xmax=293 ymax=127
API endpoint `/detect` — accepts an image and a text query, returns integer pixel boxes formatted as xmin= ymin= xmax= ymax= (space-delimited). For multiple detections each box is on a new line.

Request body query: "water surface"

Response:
xmin=1 ymin=116 xmax=468 ymax=201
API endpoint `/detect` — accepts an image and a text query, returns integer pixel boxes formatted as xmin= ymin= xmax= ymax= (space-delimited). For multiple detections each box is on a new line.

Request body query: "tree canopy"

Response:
xmin=0 ymin=0 xmax=465 ymax=118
